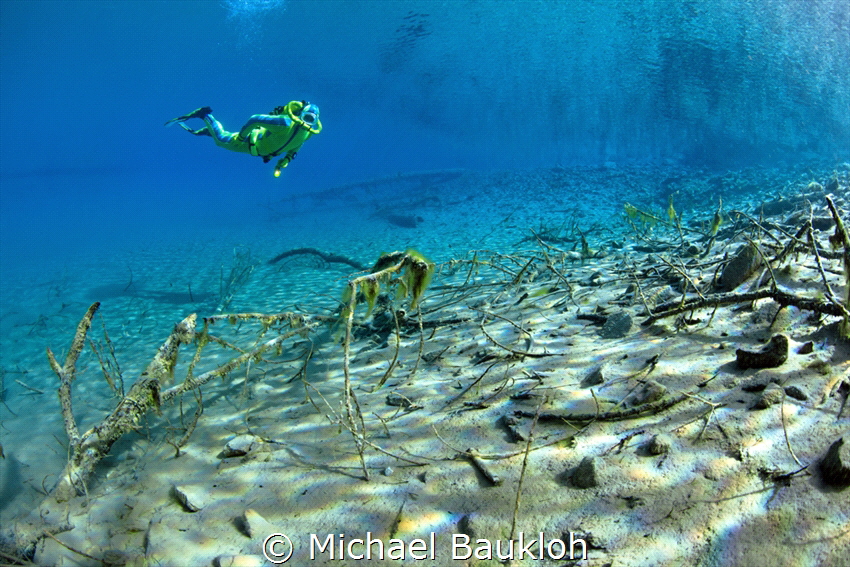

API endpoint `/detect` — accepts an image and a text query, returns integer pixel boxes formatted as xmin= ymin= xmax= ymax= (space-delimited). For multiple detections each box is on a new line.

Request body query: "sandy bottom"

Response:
xmin=1 ymin=165 xmax=849 ymax=566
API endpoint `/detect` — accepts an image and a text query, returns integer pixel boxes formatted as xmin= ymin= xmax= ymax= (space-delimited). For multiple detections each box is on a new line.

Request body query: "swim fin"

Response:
xmin=164 ymin=106 xmax=213 ymax=126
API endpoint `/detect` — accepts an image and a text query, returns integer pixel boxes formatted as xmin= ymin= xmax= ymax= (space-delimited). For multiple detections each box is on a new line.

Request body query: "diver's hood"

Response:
xmin=301 ymin=103 xmax=320 ymax=126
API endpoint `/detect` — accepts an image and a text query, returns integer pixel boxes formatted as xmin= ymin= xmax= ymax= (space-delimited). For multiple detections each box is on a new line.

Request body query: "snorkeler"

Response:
xmin=165 ymin=101 xmax=322 ymax=177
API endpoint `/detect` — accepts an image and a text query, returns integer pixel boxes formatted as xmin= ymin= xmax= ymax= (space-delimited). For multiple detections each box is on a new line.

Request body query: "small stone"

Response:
xmin=820 ymin=437 xmax=850 ymax=489
xmin=572 ymin=456 xmax=602 ymax=488
xmin=736 ymin=334 xmax=789 ymax=369
xmin=237 ymin=509 xmax=276 ymax=538
xmin=457 ymin=514 xmax=475 ymax=538
xmin=172 ymin=484 xmax=207 ymax=512
xmin=581 ymin=364 xmax=606 ymax=387
xmin=422 ymin=349 xmax=445 ymax=364
xmin=386 ymin=392 xmax=415 ymax=407
xmin=500 ymin=414 xmax=526 ymax=442
xmin=383 ymin=466 xmax=394 ymax=476
xmin=752 ymin=383 xmax=784 ymax=410
xmin=784 ymin=385 xmax=808 ymax=401
xmin=647 ymin=434 xmax=673 ymax=455
xmin=741 ymin=374 xmax=782 ymax=392
xmin=222 ymin=434 xmax=261 ymax=458
xmin=587 ymin=271 xmax=604 ymax=286
xmin=811 ymin=216 xmax=834 ymax=231
xmin=99 ymin=550 xmax=136 ymax=565
xmin=718 ymin=243 xmax=762 ymax=291
xmin=630 ymin=380 xmax=667 ymax=406
xmin=807 ymin=358 xmax=832 ymax=375
xmin=797 ymin=341 xmax=814 ymax=355
xmin=599 ymin=311 xmax=632 ymax=339
xmin=759 ymin=198 xmax=797 ymax=216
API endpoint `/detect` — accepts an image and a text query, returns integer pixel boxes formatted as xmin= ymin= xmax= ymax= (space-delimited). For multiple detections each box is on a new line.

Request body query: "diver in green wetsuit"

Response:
xmin=165 ymin=100 xmax=322 ymax=176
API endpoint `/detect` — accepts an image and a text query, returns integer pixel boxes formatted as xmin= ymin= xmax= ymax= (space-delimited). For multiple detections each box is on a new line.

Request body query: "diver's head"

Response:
xmin=300 ymin=102 xmax=319 ymax=127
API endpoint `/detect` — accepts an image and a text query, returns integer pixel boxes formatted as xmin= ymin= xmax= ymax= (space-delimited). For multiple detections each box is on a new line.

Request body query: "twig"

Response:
xmin=14 ymin=379 xmax=44 ymax=395
xmin=642 ymin=288 xmax=847 ymax=327
xmin=781 ymin=390 xmax=804 ymax=467
xmin=376 ymin=309 xmax=401 ymax=389
xmin=46 ymin=301 xmax=101 ymax=449
xmin=342 ymin=280 xmax=370 ymax=481
xmin=477 ymin=316 xmax=558 ymax=358
xmin=510 ymin=398 xmax=543 ymax=540
xmin=516 ymin=391 xmax=693 ymax=422
xmin=442 ymin=360 xmax=501 ymax=409
xmin=824 ymin=195 xmax=850 ymax=337
xmin=466 ymin=449 xmax=502 ymax=486
xmin=682 ymin=391 xmax=724 ymax=442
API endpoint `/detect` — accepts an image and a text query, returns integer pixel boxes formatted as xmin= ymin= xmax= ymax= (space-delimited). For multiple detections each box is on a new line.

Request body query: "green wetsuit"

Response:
xmin=192 ymin=101 xmax=322 ymax=164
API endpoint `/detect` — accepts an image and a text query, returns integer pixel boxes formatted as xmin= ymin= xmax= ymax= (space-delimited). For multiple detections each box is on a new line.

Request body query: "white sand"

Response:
xmin=1 ymin=165 xmax=849 ymax=566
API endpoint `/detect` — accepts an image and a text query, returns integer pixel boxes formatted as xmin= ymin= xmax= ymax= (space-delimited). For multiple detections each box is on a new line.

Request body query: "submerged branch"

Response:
xmin=268 ymin=247 xmax=367 ymax=271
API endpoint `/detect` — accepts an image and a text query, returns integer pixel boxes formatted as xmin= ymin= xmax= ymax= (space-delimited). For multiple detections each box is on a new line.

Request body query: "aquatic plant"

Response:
xmin=217 ymin=247 xmax=258 ymax=313
xmin=338 ymin=249 xmax=435 ymax=479
xmin=667 ymin=195 xmax=677 ymax=223
xmin=624 ymin=202 xmax=662 ymax=229
xmin=340 ymin=249 xmax=435 ymax=323
xmin=708 ymin=197 xmax=723 ymax=237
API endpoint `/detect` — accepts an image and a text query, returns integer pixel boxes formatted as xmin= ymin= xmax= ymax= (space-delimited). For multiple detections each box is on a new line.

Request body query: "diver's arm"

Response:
xmin=273 ymin=150 xmax=298 ymax=177
xmin=237 ymin=114 xmax=292 ymax=140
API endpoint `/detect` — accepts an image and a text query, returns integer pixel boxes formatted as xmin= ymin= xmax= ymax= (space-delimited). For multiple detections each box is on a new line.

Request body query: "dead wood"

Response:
xmin=267 ymin=247 xmax=367 ymax=271
xmin=514 ymin=392 xmax=693 ymax=423
xmin=641 ymin=288 xmax=847 ymax=327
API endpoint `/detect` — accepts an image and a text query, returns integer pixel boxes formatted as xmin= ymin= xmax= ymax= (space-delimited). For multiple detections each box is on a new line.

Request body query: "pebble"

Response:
xmin=751 ymin=383 xmax=785 ymax=409
xmin=784 ymin=385 xmax=808 ymax=401
xmin=810 ymin=216 xmax=834 ymax=231
xmin=630 ymin=380 xmax=667 ymax=406
xmin=796 ymin=341 xmax=814 ymax=355
xmin=647 ymin=433 xmax=673 ymax=455
xmin=718 ymin=243 xmax=761 ymax=291
xmin=820 ymin=437 xmax=850 ymax=489
xmin=599 ymin=311 xmax=632 ymax=339
xmin=222 ymin=434 xmax=262 ymax=458
xmin=386 ymin=392 xmax=415 ymax=407
xmin=572 ymin=456 xmax=603 ymax=488
xmin=581 ymin=364 xmax=606 ymax=387
xmin=238 ymin=509 xmax=276 ymax=538
xmin=172 ymin=484 xmax=208 ymax=512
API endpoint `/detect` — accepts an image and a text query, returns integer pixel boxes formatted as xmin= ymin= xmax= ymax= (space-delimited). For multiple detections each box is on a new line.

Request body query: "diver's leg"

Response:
xmin=201 ymin=114 xmax=243 ymax=149
xmin=178 ymin=122 xmax=212 ymax=136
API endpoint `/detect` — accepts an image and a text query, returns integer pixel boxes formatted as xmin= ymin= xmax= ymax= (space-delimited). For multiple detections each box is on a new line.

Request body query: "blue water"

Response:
xmin=1 ymin=0 xmax=848 ymax=273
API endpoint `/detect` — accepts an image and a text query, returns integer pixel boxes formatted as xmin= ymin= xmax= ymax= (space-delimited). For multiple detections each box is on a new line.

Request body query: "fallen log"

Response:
xmin=268 ymin=247 xmax=367 ymax=271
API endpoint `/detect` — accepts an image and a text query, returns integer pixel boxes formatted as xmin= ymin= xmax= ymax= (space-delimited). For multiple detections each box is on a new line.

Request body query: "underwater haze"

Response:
xmin=1 ymin=0 xmax=849 ymax=270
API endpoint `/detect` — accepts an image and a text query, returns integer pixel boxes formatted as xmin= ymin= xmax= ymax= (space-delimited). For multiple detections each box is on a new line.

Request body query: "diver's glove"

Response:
xmin=273 ymin=153 xmax=296 ymax=177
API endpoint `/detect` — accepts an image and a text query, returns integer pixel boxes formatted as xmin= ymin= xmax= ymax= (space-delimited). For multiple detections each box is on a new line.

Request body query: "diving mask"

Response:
xmin=300 ymin=103 xmax=319 ymax=126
